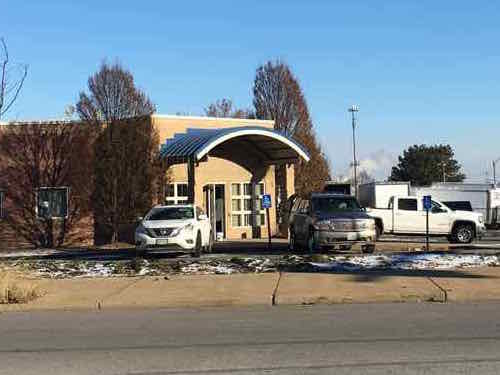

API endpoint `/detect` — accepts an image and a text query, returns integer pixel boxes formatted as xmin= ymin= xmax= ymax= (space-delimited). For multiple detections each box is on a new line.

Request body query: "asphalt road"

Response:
xmin=2 ymin=303 xmax=500 ymax=374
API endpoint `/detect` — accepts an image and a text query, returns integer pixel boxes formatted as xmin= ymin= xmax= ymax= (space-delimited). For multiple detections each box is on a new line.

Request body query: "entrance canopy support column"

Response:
xmin=251 ymin=167 xmax=269 ymax=239
xmin=187 ymin=157 xmax=196 ymax=204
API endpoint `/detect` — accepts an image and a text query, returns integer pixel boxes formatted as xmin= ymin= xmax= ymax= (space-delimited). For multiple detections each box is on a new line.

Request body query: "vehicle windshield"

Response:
xmin=312 ymin=197 xmax=362 ymax=213
xmin=146 ymin=207 xmax=194 ymax=220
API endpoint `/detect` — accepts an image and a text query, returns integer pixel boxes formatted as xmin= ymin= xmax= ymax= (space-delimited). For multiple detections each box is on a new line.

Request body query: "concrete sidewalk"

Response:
xmin=1 ymin=267 xmax=500 ymax=312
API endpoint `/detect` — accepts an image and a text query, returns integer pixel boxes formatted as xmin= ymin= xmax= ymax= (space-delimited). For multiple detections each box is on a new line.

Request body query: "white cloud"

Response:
xmin=333 ymin=149 xmax=396 ymax=181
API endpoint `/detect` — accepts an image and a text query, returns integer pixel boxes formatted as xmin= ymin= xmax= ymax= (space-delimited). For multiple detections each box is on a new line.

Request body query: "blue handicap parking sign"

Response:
xmin=262 ymin=194 xmax=272 ymax=209
xmin=423 ymin=195 xmax=432 ymax=211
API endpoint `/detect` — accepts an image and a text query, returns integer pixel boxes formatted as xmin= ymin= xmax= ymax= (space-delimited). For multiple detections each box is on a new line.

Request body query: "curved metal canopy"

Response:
xmin=160 ymin=127 xmax=310 ymax=165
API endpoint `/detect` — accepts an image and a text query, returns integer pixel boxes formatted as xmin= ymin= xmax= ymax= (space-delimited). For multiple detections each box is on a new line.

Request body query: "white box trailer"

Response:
xmin=412 ymin=183 xmax=500 ymax=227
xmin=358 ymin=181 xmax=411 ymax=209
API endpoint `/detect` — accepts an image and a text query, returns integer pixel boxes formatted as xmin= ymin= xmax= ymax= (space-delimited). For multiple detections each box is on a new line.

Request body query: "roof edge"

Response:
xmin=152 ymin=114 xmax=274 ymax=125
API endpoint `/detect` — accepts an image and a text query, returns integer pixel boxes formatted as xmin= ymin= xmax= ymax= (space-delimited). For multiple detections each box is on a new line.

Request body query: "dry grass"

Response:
xmin=0 ymin=272 xmax=43 ymax=304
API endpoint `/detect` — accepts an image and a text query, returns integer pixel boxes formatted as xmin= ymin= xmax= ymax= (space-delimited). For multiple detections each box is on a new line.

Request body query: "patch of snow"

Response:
xmin=0 ymin=249 xmax=60 ymax=258
xmin=309 ymin=254 xmax=500 ymax=271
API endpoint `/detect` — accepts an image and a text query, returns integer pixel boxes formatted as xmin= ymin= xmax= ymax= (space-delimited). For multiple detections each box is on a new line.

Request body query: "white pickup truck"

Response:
xmin=367 ymin=195 xmax=486 ymax=244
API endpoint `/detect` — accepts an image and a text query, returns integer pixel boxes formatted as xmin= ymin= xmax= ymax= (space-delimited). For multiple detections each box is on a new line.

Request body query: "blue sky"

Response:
xmin=3 ymin=0 xmax=500 ymax=181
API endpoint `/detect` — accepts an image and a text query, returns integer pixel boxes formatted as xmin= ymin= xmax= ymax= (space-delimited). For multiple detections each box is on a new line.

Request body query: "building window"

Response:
xmin=0 ymin=190 xmax=4 ymax=219
xmin=231 ymin=182 xmax=266 ymax=227
xmin=165 ymin=182 xmax=189 ymax=204
xmin=36 ymin=187 xmax=69 ymax=219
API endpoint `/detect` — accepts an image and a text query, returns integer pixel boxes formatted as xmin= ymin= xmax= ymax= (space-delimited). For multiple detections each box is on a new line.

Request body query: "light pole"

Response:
xmin=493 ymin=157 xmax=500 ymax=186
xmin=348 ymin=105 xmax=360 ymax=197
xmin=440 ymin=161 xmax=447 ymax=183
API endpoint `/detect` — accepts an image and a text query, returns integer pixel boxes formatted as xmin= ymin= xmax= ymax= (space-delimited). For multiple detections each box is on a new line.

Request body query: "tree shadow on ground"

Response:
xmin=280 ymin=261 xmax=500 ymax=283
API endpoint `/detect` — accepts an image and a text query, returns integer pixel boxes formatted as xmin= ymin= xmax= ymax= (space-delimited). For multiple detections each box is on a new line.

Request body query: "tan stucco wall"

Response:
xmin=166 ymin=158 xmax=276 ymax=239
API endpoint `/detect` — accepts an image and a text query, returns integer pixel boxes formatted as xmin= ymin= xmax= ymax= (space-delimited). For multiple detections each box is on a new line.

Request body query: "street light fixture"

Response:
xmin=348 ymin=105 xmax=360 ymax=197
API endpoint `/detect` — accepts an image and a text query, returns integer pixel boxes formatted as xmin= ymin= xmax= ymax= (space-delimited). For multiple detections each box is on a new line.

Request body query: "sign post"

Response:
xmin=262 ymin=194 xmax=272 ymax=249
xmin=423 ymin=195 xmax=432 ymax=252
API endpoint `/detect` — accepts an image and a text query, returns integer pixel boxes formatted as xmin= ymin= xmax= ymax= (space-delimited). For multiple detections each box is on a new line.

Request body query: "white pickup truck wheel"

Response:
xmin=452 ymin=224 xmax=474 ymax=244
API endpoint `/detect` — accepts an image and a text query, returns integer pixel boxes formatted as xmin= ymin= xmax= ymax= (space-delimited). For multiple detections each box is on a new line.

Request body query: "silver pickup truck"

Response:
xmin=288 ymin=193 xmax=377 ymax=253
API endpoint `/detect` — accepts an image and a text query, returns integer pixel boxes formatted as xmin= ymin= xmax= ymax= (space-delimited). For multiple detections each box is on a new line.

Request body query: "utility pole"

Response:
xmin=348 ymin=105 xmax=360 ymax=197
xmin=493 ymin=158 xmax=500 ymax=187
xmin=440 ymin=161 xmax=447 ymax=183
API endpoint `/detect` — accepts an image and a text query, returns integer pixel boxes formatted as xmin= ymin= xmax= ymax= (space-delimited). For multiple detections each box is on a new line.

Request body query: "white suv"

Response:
xmin=135 ymin=204 xmax=212 ymax=257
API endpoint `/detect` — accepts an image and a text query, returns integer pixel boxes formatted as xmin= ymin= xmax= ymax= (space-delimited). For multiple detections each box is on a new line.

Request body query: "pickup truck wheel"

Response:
xmin=307 ymin=229 xmax=317 ymax=254
xmin=289 ymin=229 xmax=298 ymax=252
xmin=362 ymin=244 xmax=376 ymax=254
xmin=452 ymin=224 xmax=474 ymax=244
xmin=191 ymin=232 xmax=202 ymax=258
xmin=375 ymin=223 xmax=383 ymax=240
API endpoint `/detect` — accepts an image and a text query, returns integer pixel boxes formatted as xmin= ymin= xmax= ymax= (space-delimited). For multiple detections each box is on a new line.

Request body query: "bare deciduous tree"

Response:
xmin=253 ymin=60 xmax=331 ymax=205
xmin=253 ymin=61 xmax=308 ymax=135
xmin=76 ymin=62 xmax=159 ymax=244
xmin=0 ymin=122 xmax=93 ymax=247
xmin=0 ymin=38 xmax=28 ymax=119
xmin=204 ymin=98 xmax=254 ymax=119
xmin=76 ymin=61 xmax=155 ymax=125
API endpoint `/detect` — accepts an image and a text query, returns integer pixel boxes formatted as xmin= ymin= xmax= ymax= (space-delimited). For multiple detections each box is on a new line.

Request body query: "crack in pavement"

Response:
xmin=427 ymin=277 xmax=448 ymax=302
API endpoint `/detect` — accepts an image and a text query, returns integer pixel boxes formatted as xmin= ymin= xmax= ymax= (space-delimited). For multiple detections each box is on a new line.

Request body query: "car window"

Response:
xmin=312 ymin=197 xmax=362 ymax=213
xmin=398 ymin=198 xmax=417 ymax=211
xmin=431 ymin=200 xmax=445 ymax=212
xmin=302 ymin=200 xmax=310 ymax=214
xmin=147 ymin=207 xmax=194 ymax=220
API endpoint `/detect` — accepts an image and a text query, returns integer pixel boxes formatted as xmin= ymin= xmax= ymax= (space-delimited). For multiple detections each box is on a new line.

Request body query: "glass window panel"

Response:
xmin=0 ymin=191 xmax=3 ymax=218
xmin=177 ymin=183 xmax=188 ymax=197
xmin=256 ymin=213 xmax=266 ymax=226
xmin=37 ymin=188 xmax=68 ymax=218
xmin=244 ymin=198 xmax=252 ymax=211
xmin=398 ymin=198 xmax=417 ymax=211
xmin=166 ymin=184 xmax=175 ymax=197
xmin=232 ymin=214 xmax=241 ymax=227
xmin=51 ymin=188 xmax=67 ymax=217
xmin=244 ymin=213 xmax=252 ymax=226
xmin=243 ymin=183 xmax=252 ymax=196
xmin=177 ymin=199 xmax=188 ymax=205
xmin=256 ymin=183 xmax=264 ymax=196
xmin=256 ymin=199 xmax=263 ymax=211
xmin=231 ymin=183 xmax=240 ymax=196
xmin=232 ymin=199 xmax=241 ymax=211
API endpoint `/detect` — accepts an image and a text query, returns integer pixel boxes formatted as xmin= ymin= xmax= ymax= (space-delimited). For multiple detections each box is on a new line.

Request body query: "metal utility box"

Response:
xmin=358 ymin=181 xmax=411 ymax=209
xmin=323 ymin=182 xmax=352 ymax=196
